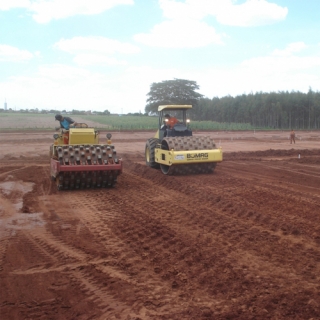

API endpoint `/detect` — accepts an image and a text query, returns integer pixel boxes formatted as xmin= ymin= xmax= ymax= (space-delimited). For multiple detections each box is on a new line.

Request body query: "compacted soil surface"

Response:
xmin=1 ymin=130 xmax=320 ymax=319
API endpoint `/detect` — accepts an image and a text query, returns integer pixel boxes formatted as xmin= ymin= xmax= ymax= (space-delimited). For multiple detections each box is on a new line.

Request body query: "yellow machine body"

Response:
xmin=53 ymin=127 xmax=99 ymax=146
xmin=69 ymin=128 xmax=99 ymax=145
xmin=155 ymin=147 xmax=223 ymax=166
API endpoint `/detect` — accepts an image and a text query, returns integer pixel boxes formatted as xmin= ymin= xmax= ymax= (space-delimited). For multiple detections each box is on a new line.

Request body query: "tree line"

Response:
xmin=194 ymin=89 xmax=320 ymax=130
xmin=0 ymin=108 xmax=112 ymax=115
xmin=146 ymin=79 xmax=320 ymax=130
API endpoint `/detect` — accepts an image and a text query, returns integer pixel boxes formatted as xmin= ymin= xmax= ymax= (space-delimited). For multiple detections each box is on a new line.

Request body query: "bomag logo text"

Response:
xmin=187 ymin=153 xmax=208 ymax=159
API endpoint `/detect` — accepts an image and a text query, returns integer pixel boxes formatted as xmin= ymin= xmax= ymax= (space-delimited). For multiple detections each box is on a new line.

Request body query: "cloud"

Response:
xmin=0 ymin=45 xmax=34 ymax=62
xmin=239 ymin=43 xmax=317 ymax=78
xmin=134 ymin=19 xmax=223 ymax=48
xmin=158 ymin=0 xmax=288 ymax=26
xmin=31 ymin=0 xmax=134 ymax=23
xmin=159 ymin=0 xmax=206 ymax=20
xmin=0 ymin=0 xmax=134 ymax=23
xmin=134 ymin=0 xmax=224 ymax=48
xmin=0 ymin=0 xmax=30 ymax=10
xmin=55 ymin=37 xmax=140 ymax=55
xmin=54 ymin=36 xmax=140 ymax=66
xmin=194 ymin=46 xmax=320 ymax=98
xmin=197 ymin=65 xmax=319 ymax=100
xmin=1 ymin=64 xmax=111 ymax=108
xmin=1 ymin=49 xmax=320 ymax=114
xmin=0 ymin=63 xmax=181 ymax=113
xmin=73 ymin=54 xmax=128 ymax=66
xmin=2 ymin=0 xmax=288 ymax=27
xmin=214 ymin=0 xmax=288 ymax=27
xmin=272 ymin=42 xmax=307 ymax=57
xmin=134 ymin=0 xmax=287 ymax=48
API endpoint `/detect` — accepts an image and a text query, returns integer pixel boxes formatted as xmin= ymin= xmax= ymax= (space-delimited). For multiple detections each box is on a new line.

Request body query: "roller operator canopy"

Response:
xmin=158 ymin=105 xmax=192 ymax=112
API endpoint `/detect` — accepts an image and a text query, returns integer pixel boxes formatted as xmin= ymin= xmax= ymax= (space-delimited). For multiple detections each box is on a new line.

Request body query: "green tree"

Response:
xmin=145 ymin=78 xmax=203 ymax=113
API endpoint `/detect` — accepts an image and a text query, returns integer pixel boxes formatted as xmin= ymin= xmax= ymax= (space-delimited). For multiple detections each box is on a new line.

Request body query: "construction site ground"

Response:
xmin=1 ymin=130 xmax=320 ymax=320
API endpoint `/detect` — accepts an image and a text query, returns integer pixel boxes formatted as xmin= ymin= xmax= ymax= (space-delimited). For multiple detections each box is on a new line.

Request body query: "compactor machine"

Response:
xmin=145 ymin=105 xmax=222 ymax=175
xmin=50 ymin=123 xmax=122 ymax=190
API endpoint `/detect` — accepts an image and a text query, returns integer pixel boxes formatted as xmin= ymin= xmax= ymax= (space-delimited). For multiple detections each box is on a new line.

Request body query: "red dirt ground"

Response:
xmin=1 ymin=130 xmax=320 ymax=319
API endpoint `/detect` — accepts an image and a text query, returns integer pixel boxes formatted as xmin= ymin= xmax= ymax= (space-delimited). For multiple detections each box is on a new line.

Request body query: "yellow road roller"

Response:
xmin=145 ymin=105 xmax=222 ymax=175
xmin=50 ymin=123 xmax=122 ymax=190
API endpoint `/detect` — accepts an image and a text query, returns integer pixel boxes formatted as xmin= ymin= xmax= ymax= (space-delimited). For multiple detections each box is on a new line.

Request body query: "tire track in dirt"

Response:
xmin=0 ymin=238 xmax=9 ymax=272
xmin=2 ymin=147 xmax=320 ymax=319
xmin=120 ymin=160 xmax=320 ymax=317
xmin=21 ymin=229 xmax=91 ymax=267
xmin=171 ymin=165 xmax=316 ymax=272
xmin=92 ymin=170 xmax=241 ymax=315
xmin=67 ymin=174 xmax=245 ymax=318
xmin=223 ymin=160 xmax=320 ymax=193
xmin=175 ymin=161 xmax=319 ymax=278
xmin=134 ymin=174 xmax=308 ymax=292
xmin=0 ymin=166 xmax=28 ymax=178
xmin=30 ymin=186 xmax=148 ymax=318
xmin=27 ymin=180 xmax=151 ymax=318
xmin=63 ymin=188 xmax=195 ymax=318
xmin=219 ymin=161 xmax=320 ymax=234
xmin=1 ymin=165 xmax=110 ymax=319
xmin=68 ymin=268 xmax=154 ymax=319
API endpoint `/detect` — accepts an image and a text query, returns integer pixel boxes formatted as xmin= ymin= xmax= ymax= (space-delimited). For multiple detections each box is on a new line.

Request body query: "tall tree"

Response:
xmin=145 ymin=78 xmax=203 ymax=113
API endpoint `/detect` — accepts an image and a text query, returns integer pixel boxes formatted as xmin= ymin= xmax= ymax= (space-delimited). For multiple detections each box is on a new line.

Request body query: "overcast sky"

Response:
xmin=1 ymin=0 xmax=320 ymax=114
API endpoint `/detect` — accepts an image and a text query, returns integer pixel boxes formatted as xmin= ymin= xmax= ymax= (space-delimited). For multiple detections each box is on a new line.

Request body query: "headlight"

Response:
xmin=186 ymin=119 xmax=190 ymax=123
xmin=53 ymin=134 xmax=59 ymax=139
xmin=106 ymin=133 xmax=112 ymax=139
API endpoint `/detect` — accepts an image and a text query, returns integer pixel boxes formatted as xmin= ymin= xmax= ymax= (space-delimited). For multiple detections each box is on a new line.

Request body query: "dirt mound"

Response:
xmin=224 ymin=148 xmax=320 ymax=160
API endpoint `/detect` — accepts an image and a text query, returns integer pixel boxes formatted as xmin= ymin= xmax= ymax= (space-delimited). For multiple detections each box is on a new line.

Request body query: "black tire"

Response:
xmin=145 ymin=138 xmax=160 ymax=169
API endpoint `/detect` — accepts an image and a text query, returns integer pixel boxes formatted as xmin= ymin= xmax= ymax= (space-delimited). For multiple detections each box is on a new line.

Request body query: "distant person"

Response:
xmin=290 ymin=129 xmax=295 ymax=144
xmin=55 ymin=114 xmax=77 ymax=130
xmin=164 ymin=113 xmax=178 ymax=129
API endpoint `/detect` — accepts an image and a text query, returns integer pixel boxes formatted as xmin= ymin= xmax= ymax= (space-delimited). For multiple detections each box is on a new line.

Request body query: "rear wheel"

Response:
xmin=160 ymin=164 xmax=174 ymax=175
xmin=145 ymin=138 xmax=160 ymax=169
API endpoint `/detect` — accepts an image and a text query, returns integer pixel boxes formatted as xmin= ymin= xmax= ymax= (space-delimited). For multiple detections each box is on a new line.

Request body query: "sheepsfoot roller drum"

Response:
xmin=50 ymin=126 xmax=122 ymax=190
xmin=145 ymin=105 xmax=223 ymax=175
